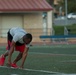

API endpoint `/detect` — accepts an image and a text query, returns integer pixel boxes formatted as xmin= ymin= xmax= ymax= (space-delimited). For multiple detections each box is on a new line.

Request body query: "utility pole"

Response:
xmin=65 ymin=0 xmax=68 ymax=25
xmin=64 ymin=0 xmax=68 ymax=36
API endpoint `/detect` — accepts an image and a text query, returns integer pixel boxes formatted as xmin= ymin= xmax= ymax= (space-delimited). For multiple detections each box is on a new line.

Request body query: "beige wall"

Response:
xmin=54 ymin=0 xmax=61 ymax=5
xmin=0 ymin=16 xmax=2 ymax=37
xmin=23 ymin=13 xmax=43 ymax=29
xmin=23 ymin=13 xmax=43 ymax=42
xmin=0 ymin=12 xmax=53 ymax=43
xmin=1 ymin=16 xmax=23 ymax=37
xmin=47 ymin=11 xmax=53 ymax=35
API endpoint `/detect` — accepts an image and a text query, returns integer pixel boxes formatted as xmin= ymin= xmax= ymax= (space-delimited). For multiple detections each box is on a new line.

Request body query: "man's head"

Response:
xmin=23 ymin=33 xmax=32 ymax=44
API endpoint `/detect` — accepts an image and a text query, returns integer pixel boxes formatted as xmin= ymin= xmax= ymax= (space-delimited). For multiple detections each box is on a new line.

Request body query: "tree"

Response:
xmin=68 ymin=0 xmax=76 ymax=13
xmin=46 ymin=0 xmax=54 ymax=6
xmin=57 ymin=0 xmax=76 ymax=14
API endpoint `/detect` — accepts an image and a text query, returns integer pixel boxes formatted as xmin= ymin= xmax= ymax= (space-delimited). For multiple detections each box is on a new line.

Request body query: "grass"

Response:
xmin=66 ymin=24 xmax=76 ymax=34
xmin=53 ymin=26 xmax=64 ymax=35
xmin=0 ymin=44 xmax=76 ymax=75
xmin=53 ymin=24 xmax=76 ymax=35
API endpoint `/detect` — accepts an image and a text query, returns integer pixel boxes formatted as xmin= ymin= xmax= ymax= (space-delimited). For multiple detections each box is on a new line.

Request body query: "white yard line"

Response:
xmin=28 ymin=52 xmax=76 ymax=56
xmin=25 ymin=68 xmax=58 ymax=74
xmin=0 ymin=66 xmax=59 ymax=74
xmin=1 ymin=66 xmax=76 ymax=75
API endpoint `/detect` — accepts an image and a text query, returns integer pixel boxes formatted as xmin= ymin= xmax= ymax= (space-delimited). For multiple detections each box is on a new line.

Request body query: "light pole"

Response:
xmin=65 ymin=0 xmax=68 ymax=25
xmin=64 ymin=0 xmax=68 ymax=35
xmin=59 ymin=6 xmax=62 ymax=17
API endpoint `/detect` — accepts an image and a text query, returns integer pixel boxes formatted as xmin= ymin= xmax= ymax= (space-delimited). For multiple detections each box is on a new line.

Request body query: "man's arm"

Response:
xmin=7 ymin=41 xmax=15 ymax=66
xmin=20 ymin=47 xmax=29 ymax=68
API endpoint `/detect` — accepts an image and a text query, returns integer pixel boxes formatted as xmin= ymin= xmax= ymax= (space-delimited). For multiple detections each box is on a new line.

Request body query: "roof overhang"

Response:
xmin=0 ymin=0 xmax=53 ymax=12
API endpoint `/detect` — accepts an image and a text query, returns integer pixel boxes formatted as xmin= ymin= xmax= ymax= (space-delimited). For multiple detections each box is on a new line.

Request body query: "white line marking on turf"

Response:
xmin=0 ymin=66 xmax=59 ymax=74
xmin=11 ymin=74 xmax=18 ymax=75
xmin=29 ymin=52 xmax=76 ymax=56
xmin=25 ymin=68 xmax=58 ymax=74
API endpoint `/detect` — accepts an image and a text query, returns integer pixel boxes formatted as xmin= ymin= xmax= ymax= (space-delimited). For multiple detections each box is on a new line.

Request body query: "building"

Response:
xmin=54 ymin=0 xmax=61 ymax=5
xmin=0 ymin=0 xmax=53 ymax=43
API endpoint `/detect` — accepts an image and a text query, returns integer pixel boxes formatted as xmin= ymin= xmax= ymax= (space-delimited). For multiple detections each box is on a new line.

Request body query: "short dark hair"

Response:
xmin=26 ymin=33 xmax=32 ymax=41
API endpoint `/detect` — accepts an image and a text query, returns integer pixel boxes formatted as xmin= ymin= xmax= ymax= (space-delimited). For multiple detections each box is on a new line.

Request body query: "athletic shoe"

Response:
xmin=0 ymin=54 xmax=5 ymax=66
xmin=11 ymin=63 xmax=19 ymax=68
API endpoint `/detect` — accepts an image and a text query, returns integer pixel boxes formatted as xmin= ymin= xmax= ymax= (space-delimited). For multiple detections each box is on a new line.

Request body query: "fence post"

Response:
xmin=52 ymin=28 xmax=55 ymax=43
xmin=64 ymin=26 xmax=68 ymax=44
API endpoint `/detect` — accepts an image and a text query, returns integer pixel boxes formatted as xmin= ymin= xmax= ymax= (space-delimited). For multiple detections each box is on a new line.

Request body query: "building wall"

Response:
xmin=54 ymin=0 xmax=61 ymax=5
xmin=1 ymin=15 xmax=23 ymax=37
xmin=24 ymin=13 xmax=43 ymax=29
xmin=23 ymin=12 xmax=53 ymax=42
xmin=23 ymin=12 xmax=43 ymax=42
xmin=47 ymin=11 xmax=53 ymax=35
xmin=0 ymin=16 xmax=2 ymax=36
xmin=0 ymin=12 xmax=53 ymax=43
